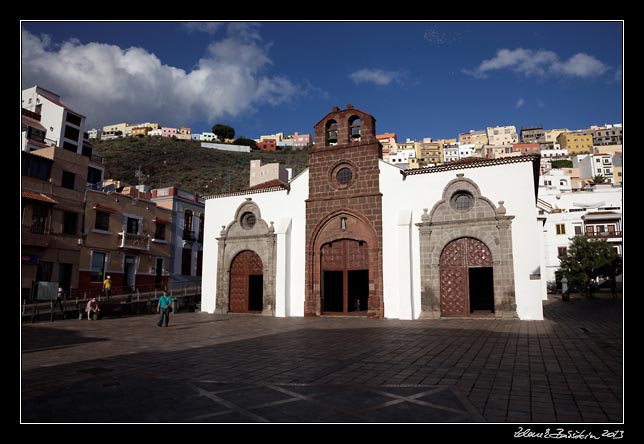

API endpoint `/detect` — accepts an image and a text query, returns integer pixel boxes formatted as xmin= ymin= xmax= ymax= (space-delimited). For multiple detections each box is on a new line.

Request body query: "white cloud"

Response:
xmin=349 ymin=68 xmax=403 ymax=86
xmin=464 ymin=48 xmax=609 ymax=79
xmin=181 ymin=22 xmax=224 ymax=34
xmin=21 ymin=25 xmax=300 ymax=128
xmin=614 ymin=66 xmax=622 ymax=82
xmin=515 ymin=97 xmax=525 ymax=109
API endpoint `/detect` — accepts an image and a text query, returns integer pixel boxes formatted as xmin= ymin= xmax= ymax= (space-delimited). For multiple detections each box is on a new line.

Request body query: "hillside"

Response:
xmin=92 ymin=137 xmax=310 ymax=195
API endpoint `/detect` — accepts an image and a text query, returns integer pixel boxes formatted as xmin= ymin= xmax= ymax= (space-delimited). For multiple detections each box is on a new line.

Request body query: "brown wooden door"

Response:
xmin=321 ymin=239 xmax=369 ymax=314
xmin=440 ymin=238 xmax=492 ymax=317
xmin=229 ymin=250 xmax=263 ymax=313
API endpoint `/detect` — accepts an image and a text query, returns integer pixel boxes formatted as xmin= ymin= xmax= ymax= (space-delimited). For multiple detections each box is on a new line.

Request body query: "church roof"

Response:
xmin=400 ymin=155 xmax=541 ymax=200
xmin=204 ymin=179 xmax=290 ymax=200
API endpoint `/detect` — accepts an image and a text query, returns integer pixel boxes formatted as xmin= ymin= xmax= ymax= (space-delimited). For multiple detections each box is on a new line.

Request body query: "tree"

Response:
xmin=551 ymin=159 xmax=573 ymax=169
xmin=593 ymin=175 xmax=606 ymax=184
xmin=558 ymin=236 xmax=620 ymax=298
xmin=212 ymin=124 xmax=235 ymax=141
xmin=234 ymin=137 xmax=258 ymax=150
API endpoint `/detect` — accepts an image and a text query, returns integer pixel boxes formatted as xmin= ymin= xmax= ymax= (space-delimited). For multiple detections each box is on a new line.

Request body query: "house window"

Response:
xmin=574 ymin=226 xmax=582 ymax=236
xmin=181 ymin=248 xmax=192 ymax=275
xmin=90 ymin=251 xmax=106 ymax=282
xmin=556 ymin=224 xmax=566 ymax=235
xmin=126 ymin=217 xmax=139 ymax=234
xmin=22 ymin=152 xmax=52 ymax=180
xmin=198 ymin=213 xmax=205 ymax=242
xmin=62 ymin=141 xmax=77 ymax=152
xmin=95 ymin=211 xmax=110 ymax=231
xmin=61 ymin=171 xmax=75 ymax=189
xmin=197 ymin=250 xmax=203 ymax=277
xmin=64 ymin=125 xmax=80 ymax=141
xmin=87 ymin=166 xmax=103 ymax=184
xmin=183 ymin=210 xmax=194 ymax=240
xmin=36 ymin=261 xmax=53 ymax=281
xmin=558 ymin=247 xmax=568 ymax=257
xmin=154 ymin=222 xmax=166 ymax=240
xmin=65 ymin=112 xmax=82 ymax=126
xmin=63 ymin=211 xmax=77 ymax=235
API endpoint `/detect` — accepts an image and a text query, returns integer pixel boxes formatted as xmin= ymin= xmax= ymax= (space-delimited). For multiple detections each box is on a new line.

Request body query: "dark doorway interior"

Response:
xmin=155 ymin=258 xmax=163 ymax=286
xmin=58 ymin=263 xmax=72 ymax=293
xmin=323 ymin=271 xmax=343 ymax=312
xmin=468 ymin=267 xmax=494 ymax=312
xmin=348 ymin=270 xmax=369 ymax=312
xmin=248 ymin=275 xmax=263 ymax=312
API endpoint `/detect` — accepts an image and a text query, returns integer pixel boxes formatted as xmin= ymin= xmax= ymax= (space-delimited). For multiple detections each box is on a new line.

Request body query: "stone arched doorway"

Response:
xmin=306 ymin=210 xmax=383 ymax=318
xmin=229 ymin=250 xmax=264 ymax=313
xmin=321 ymin=239 xmax=369 ymax=314
xmin=439 ymin=237 xmax=494 ymax=317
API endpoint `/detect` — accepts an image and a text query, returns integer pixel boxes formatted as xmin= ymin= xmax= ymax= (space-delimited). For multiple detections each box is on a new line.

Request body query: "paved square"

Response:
xmin=21 ymin=295 xmax=622 ymax=423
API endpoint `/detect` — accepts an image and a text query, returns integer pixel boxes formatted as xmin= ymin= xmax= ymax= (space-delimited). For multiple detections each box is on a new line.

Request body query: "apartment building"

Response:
xmin=487 ymin=125 xmax=518 ymax=146
xmin=21 ymin=146 xmax=89 ymax=300
xmin=22 ymin=85 xmax=87 ymax=155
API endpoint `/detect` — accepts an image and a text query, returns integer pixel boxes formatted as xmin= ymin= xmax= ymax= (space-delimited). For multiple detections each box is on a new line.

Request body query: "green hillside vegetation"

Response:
xmin=92 ymin=136 xmax=310 ymax=196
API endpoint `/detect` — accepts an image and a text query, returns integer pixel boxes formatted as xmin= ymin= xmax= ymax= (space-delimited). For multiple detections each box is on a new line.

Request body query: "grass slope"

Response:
xmin=92 ymin=137 xmax=310 ymax=195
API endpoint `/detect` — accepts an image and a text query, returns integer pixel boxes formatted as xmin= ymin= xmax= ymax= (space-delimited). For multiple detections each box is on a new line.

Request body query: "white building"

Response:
xmin=22 ymin=85 xmax=87 ymax=154
xmin=458 ymin=143 xmax=475 ymax=160
xmin=87 ymin=128 xmax=102 ymax=140
xmin=201 ymin=132 xmax=217 ymax=142
xmin=389 ymin=149 xmax=416 ymax=167
xmin=573 ymin=154 xmax=615 ymax=183
xmin=148 ymin=129 xmax=163 ymax=137
xmin=487 ymin=125 xmax=518 ymax=146
xmin=537 ymin=185 xmax=622 ymax=284
xmin=150 ymin=187 xmax=205 ymax=285
xmin=201 ymin=106 xmax=545 ymax=321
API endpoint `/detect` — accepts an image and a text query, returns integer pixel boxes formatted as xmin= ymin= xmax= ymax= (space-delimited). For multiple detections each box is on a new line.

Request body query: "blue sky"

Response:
xmin=21 ymin=21 xmax=623 ymax=141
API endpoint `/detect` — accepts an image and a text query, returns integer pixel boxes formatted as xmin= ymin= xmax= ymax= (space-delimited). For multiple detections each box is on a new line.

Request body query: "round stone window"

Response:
xmin=240 ymin=212 xmax=257 ymax=229
xmin=451 ymin=191 xmax=474 ymax=211
xmin=336 ymin=167 xmax=353 ymax=185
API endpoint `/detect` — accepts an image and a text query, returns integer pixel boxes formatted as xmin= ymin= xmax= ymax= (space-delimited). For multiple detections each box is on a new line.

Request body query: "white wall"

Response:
xmin=201 ymin=171 xmax=308 ymax=316
xmin=201 ymin=142 xmax=251 ymax=153
xmin=379 ymin=159 xmax=544 ymax=320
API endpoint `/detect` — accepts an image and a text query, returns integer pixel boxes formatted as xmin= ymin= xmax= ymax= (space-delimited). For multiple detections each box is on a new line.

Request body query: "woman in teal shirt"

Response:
xmin=157 ymin=290 xmax=173 ymax=327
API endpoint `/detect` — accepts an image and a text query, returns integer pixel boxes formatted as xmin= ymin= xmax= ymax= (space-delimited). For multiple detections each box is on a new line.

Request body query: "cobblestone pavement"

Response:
xmin=21 ymin=294 xmax=622 ymax=423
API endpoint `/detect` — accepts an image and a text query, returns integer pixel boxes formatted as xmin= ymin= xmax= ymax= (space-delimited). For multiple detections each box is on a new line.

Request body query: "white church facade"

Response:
xmin=201 ymin=106 xmax=546 ymax=320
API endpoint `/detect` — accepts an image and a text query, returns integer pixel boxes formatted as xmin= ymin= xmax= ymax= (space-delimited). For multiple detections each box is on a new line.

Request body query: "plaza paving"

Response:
xmin=21 ymin=294 xmax=622 ymax=423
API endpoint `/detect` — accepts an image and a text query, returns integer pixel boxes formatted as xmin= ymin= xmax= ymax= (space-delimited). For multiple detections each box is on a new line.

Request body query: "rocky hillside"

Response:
xmin=92 ymin=137 xmax=310 ymax=195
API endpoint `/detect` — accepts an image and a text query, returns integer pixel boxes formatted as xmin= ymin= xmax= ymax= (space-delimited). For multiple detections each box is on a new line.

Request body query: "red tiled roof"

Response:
xmin=205 ymin=180 xmax=290 ymax=200
xmin=247 ymin=179 xmax=290 ymax=190
xmin=42 ymin=95 xmax=85 ymax=118
xmin=22 ymin=115 xmax=46 ymax=131
xmin=22 ymin=191 xmax=58 ymax=204
xmin=92 ymin=203 xmax=116 ymax=212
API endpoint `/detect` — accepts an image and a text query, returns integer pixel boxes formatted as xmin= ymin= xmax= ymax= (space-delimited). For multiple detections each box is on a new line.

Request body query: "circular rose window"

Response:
xmin=451 ymin=191 xmax=474 ymax=211
xmin=336 ymin=167 xmax=353 ymax=185
xmin=240 ymin=212 xmax=256 ymax=229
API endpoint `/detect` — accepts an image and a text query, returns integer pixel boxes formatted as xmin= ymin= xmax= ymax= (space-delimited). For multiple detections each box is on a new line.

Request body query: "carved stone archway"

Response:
xmin=417 ymin=174 xmax=518 ymax=319
xmin=215 ymin=199 xmax=276 ymax=315
xmin=305 ymin=209 xmax=383 ymax=318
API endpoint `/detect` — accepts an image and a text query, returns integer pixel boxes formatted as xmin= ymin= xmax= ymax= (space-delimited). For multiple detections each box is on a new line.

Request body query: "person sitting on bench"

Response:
xmin=86 ymin=297 xmax=100 ymax=320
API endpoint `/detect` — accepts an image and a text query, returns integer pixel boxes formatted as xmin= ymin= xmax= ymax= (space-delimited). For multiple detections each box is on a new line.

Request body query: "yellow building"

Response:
xmin=459 ymin=130 xmax=488 ymax=148
xmin=593 ymin=144 xmax=622 ymax=155
xmin=557 ymin=131 xmax=593 ymax=155
xmin=131 ymin=126 xmax=149 ymax=137
xmin=79 ymin=189 xmax=172 ymax=296
xmin=416 ymin=141 xmax=443 ymax=166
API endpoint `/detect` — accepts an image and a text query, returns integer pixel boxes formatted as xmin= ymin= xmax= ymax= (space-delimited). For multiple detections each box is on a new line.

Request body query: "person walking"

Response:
xmin=157 ymin=290 xmax=173 ymax=327
xmin=103 ymin=276 xmax=112 ymax=301
xmin=55 ymin=287 xmax=65 ymax=312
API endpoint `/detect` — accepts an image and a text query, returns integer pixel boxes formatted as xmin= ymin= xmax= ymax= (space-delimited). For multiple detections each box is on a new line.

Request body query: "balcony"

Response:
xmin=584 ymin=231 xmax=622 ymax=239
xmin=22 ymin=225 xmax=50 ymax=247
xmin=118 ymin=232 xmax=150 ymax=250
xmin=183 ymin=230 xmax=196 ymax=242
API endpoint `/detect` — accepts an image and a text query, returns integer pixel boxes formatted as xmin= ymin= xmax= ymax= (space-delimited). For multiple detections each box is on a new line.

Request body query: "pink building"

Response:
xmin=292 ymin=132 xmax=312 ymax=146
xmin=162 ymin=127 xmax=178 ymax=138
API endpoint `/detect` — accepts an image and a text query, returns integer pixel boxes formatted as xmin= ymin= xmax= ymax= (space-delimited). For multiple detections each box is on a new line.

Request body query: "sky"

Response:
xmin=20 ymin=21 xmax=623 ymax=141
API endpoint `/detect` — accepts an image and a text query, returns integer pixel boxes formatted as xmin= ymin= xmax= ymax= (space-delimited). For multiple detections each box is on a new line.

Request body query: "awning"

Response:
xmin=22 ymin=191 xmax=58 ymax=204
xmin=92 ymin=203 xmax=117 ymax=212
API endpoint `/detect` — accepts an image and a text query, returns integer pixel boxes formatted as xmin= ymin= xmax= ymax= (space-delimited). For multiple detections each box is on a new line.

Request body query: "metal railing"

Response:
xmin=584 ymin=231 xmax=622 ymax=238
xmin=118 ymin=232 xmax=150 ymax=250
